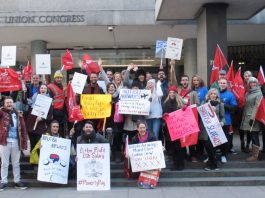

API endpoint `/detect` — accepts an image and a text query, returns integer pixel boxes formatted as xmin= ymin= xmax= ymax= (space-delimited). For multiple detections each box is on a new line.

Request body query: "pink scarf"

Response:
xmin=138 ymin=132 xmax=149 ymax=143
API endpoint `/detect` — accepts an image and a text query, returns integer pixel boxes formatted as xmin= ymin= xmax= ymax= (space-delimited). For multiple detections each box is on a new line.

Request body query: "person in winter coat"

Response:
xmin=240 ymin=77 xmax=263 ymax=161
xmin=131 ymin=121 xmax=157 ymax=144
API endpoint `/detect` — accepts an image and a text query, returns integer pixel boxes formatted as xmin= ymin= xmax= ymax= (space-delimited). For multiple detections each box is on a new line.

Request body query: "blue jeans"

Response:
xmin=146 ymin=118 xmax=161 ymax=139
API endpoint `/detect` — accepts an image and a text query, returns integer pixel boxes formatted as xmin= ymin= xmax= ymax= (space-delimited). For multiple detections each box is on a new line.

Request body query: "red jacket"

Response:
xmin=0 ymin=107 xmax=28 ymax=150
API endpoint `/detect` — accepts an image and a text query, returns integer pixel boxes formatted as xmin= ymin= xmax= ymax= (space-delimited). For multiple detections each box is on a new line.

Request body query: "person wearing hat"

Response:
xmin=123 ymin=64 xmax=147 ymax=89
xmin=210 ymin=69 xmax=227 ymax=90
xmin=240 ymin=77 xmax=262 ymax=161
xmin=162 ymin=85 xmax=185 ymax=171
xmin=47 ymin=70 xmax=67 ymax=137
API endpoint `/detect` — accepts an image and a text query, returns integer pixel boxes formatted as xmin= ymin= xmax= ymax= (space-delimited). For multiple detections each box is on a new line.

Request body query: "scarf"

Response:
xmin=82 ymin=130 xmax=96 ymax=143
xmin=85 ymin=83 xmax=101 ymax=94
xmin=138 ymin=132 xmax=149 ymax=143
xmin=248 ymin=86 xmax=261 ymax=95
xmin=2 ymin=108 xmax=15 ymax=127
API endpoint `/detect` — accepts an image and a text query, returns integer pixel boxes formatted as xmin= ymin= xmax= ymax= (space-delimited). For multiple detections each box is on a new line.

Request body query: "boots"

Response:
xmin=246 ymin=144 xmax=259 ymax=162
xmin=244 ymin=144 xmax=250 ymax=153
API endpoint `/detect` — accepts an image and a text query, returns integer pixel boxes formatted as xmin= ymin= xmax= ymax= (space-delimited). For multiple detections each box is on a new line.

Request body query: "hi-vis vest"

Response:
xmin=47 ymin=83 xmax=65 ymax=110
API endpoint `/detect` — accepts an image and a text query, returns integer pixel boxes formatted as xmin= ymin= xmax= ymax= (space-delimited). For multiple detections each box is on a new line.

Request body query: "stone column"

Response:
xmin=31 ymin=40 xmax=47 ymax=74
xmin=197 ymin=3 xmax=228 ymax=86
xmin=184 ymin=38 xmax=197 ymax=78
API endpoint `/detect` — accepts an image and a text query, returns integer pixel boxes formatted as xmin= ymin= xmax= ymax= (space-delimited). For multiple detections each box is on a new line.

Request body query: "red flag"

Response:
xmin=22 ymin=61 xmax=32 ymax=82
xmin=231 ymin=67 xmax=245 ymax=108
xmin=210 ymin=45 xmax=228 ymax=85
xmin=62 ymin=49 xmax=74 ymax=70
xmin=0 ymin=68 xmax=22 ymax=92
xmin=256 ymin=97 xmax=265 ymax=125
xmin=227 ymin=61 xmax=235 ymax=89
xmin=83 ymin=54 xmax=100 ymax=75
xmin=257 ymin=66 xmax=265 ymax=85
xmin=67 ymin=82 xmax=84 ymax=122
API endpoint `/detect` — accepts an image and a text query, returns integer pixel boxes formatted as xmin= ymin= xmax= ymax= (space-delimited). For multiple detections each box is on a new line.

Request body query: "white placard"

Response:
xmin=37 ymin=135 xmax=71 ymax=184
xmin=71 ymin=72 xmax=87 ymax=94
xmin=97 ymin=80 xmax=107 ymax=93
xmin=128 ymin=141 xmax=166 ymax=172
xmin=77 ymin=144 xmax=110 ymax=191
xmin=1 ymin=46 xmax=16 ymax=66
xmin=197 ymin=103 xmax=228 ymax=147
xmin=165 ymin=37 xmax=183 ymax=60
xmin=31 ymin=94 xmax=52 ymax=119
xmin=36 ymin=54 xmax=51 ymax=74
xmin=118 ymin=89 xmax=151 ymax=115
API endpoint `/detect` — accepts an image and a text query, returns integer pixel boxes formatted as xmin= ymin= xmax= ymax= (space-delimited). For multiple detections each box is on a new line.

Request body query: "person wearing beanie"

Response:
xmin=240 ymin=77 xmax=262 ymax=162
xmin=123 ymin=64 xmax=147 ymax=89
xmin=47 ymin=70 xmax=66 ymax=137
xmin=210 ymin=70 xmax=227 ymax=90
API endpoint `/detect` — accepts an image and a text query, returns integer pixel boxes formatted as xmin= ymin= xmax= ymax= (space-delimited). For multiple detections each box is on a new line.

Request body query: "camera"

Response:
xmin=108 ymin=26 xmax=114 ymax=32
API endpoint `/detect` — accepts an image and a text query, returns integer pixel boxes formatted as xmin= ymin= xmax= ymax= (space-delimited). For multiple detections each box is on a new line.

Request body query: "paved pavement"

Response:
xmin=1 ymin=186 xmax=265 ymax=198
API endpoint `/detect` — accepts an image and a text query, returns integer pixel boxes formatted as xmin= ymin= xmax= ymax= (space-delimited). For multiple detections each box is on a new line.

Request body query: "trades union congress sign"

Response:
xmin=0 ymin=14 xmax=86 ymax=26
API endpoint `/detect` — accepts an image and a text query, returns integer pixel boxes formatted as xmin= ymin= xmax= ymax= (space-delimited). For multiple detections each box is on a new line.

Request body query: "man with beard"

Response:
xmin=156 ymin=69 xmax=169 ymax=103
xmin=47 ymin=70 xmax=67 ymax=137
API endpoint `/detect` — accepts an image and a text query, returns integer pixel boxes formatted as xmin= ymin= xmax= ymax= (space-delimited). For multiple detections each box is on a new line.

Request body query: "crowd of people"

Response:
xmin=0 ymin=59 xmax=265 ymax=191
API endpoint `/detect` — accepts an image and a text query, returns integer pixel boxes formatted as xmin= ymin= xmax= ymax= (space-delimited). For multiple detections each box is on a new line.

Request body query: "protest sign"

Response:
xmin=36 ymin=54 xmax=51 ymax=75
xmin=128 ymin=141 xmax=165 ymax=172
xmin=165 ymin=37 xmax=183 ymax=60
xmin=197 ymin=103 xmax=228 ymax=147
xmin=118 ymin=89 xmax=151 ymax=115
xmin=77 ymin=144 xmax=110 ymax=191
xmin=37 ymin=135 xmax=71 ymax=184
xmin=81 ymin=94 xmax=111 ymax=119
xmin=155 ymin=40 xmax=167 ymax=58
xmin=97 ymin=80 xmax=107 ymax=93
xmin=0 ymin=68 xmax=22 ymax=92
xmin=1 ymin=46 xmax=16 ymax=66
xmin=71 ymin=72 xmax=87 ymax=94
xmin=31 ymin=94 xmax=52 ymax=119
xmin=163 ymin=107 xmax=199 ymax=141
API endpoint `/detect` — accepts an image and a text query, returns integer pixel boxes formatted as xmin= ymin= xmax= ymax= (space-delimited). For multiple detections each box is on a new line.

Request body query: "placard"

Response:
xmin=165 ymin=37 xmax=183 ymax=60
xmin=71 ymin=72 xmax=87 ymax=94
xmin=31 ymin=94 xmax=52 ymax=119
xmin=1 ymin=46 xmax=16 ymax=66
xmin=197 ymin=103 xmax=228 ymax=147
xmin=128 ymin=141 xmax=165 ymax=172
xmin=77 ymin=144 xmax=110 ymax=191
xmin=36 ymin=54 xmax=51 ymax=75
xmin=37 ymin=135 xmax=71 ymax=184
xmin=155 ymin=40 xmax=167 ymax=58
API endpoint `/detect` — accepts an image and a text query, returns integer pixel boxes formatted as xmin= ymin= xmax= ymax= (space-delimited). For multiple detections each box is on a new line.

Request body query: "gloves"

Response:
xmin=210 ymin=100 xmax=219 ymax=106
xmin=249 ymin=119 xmax=254 ymax=127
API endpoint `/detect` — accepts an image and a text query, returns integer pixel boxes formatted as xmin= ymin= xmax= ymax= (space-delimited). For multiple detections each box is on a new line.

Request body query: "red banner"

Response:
xmin=22 ymin=62 xmax=32 ymax=82
xmin=62 ymin=49 xmax=74 ymax=70
xmin=0 ymin=68 xmax=22 ymax=92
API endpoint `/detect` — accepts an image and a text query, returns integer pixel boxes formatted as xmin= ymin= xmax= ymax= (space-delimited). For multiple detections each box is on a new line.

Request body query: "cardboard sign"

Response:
xmin=71 ymin=72 xmax=87 ymax=94
xmin=77 ymin=144 xmax=110 ymax=191
xmin=36 ymin=54 xmax=51 ymax=75
xmin=37 ymin=135 xmax=71 ymax=184
xmin=1 ymin=46 xmax=16 ymax=66
xmin=197 ymin=103 xmax=228 ymax=147
xmin=155 ymin=40 xmax=167 ymax=58
xmin=165 ymin=37 xmax=183 ymax=60
xmin=118 ymin=89 xmax=151 ymax=115
xmin=163 ymin=107 xmax=200 ymax=141
xmin=128 ymin=141 xmax=166 ymax=172
xmin=81 ymin=94 xmax=111 ymax=119
xmin=31 ymin=94 xmax=52 ymax=119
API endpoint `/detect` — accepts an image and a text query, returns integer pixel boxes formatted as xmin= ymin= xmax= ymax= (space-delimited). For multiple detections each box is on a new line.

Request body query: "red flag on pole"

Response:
xmin=83 ymin=54 xmax=100 ymax=75
xmin=22 ymin=61 xmax=32 ymax=82
xmin=0 ymin=68 xmax=22 ymax=92
xmin=62 ymin=49 xmax=74 ymax=70
xmin=257 ymin=66 xmax=265 ymax=85
xmin=231 ymin=67 xmax=245 ymax=108
xmin=210 ymin=45 xmax=228 ymax=85
xmin=227 ymin=61 xmax=234 ymax=83
xmin=67 ymin=82 xmax=84 ymax=122
xmin=256 ymin=97 xmax=265 ymax=125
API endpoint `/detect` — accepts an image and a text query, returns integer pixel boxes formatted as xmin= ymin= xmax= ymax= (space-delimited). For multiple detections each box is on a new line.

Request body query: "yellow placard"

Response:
xmin=81 ymin=94 xmax=112 ymax=119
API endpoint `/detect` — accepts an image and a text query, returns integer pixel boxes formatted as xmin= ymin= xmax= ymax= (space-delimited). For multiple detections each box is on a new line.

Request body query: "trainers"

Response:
xmin=191 ymin=156 xmax=198 ymax=163
xmin=0 ymin=183 xmax=8 ymax=192
xmin=14 ymin=182 xmax=28 ymax=190
xmin=203 ymin=157 xmax=209 ymax=163
xmin=204 ymin=166 xmax=219 ymax=171
xmin=221 ymin=156 xmax=227 ymax=163
xmin=229 ymin=148 xmax=237 ymax=155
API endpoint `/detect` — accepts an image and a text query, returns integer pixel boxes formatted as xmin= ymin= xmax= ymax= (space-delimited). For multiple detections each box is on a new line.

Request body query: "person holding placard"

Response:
xmin=48 ymin=70 xmax=67 ymax=137
xmin=0 ymin=96 xmax=28 ymax=191
xmin=123 ymin=64 xmax=147 ymax=89
xmin=162 ymin=85 xmax=185 ymax=171
xmin=131 ymin=121 xmax=156 ymax=144
xmin=27 ymin=84 xmax=53 ymax=152
xmin=200 ymin=88 xmax=225 ymax=171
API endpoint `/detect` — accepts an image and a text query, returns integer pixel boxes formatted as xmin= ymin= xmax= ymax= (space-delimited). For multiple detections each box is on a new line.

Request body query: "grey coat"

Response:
xmin=240 ymin=87 xmax=262 ymax=132
xmin=199 ymin=101 xmax=226 ymax=141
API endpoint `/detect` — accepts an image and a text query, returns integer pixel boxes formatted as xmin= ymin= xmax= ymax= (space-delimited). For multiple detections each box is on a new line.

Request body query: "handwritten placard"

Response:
xmin=37 ymin=135 xmax=71 ymax=184
xmin=77 ymin=144 xmax=110 ymax=191
xmin=81 ymin=94 xmax=111 ymax=119
xmin=197 ymin=103 xmax=228 ymax=147
xmin=165 ymin=37 xmax=183 ymax=60
xmin=163 ymin=107 xmax=200 ymax=141
xmin=128 ymin=141 xmax=165 ymax=172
